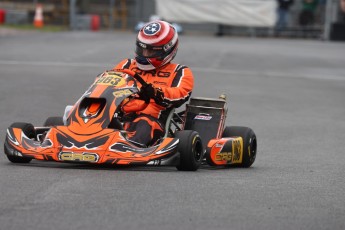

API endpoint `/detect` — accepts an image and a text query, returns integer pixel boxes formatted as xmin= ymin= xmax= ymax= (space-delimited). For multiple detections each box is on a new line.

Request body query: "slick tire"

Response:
xmin=5 ymin=122 xmax=35 ymax=163
xmin=175 ymin=130 xmax=203 ymax=171
xmin=222 ymin=126 xmax=257 ymax=168
xmin=43 ymin=116 xmax=64 ymax=127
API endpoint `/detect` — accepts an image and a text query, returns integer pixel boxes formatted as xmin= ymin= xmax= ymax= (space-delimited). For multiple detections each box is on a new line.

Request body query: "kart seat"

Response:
xmin=163 ymin=108 xmax=175 ymax=138
xmin=183 ymin=97 xmax=227 ymax=148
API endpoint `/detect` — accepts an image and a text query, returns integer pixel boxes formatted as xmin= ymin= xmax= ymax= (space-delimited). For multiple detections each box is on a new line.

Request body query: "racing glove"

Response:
xmin=139 ymin=83 xmax=165 ymax=105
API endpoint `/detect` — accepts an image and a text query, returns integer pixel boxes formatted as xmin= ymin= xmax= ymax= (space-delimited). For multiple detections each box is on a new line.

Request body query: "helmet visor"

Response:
xmin=135 ymin=42 xmax=165 ymax=58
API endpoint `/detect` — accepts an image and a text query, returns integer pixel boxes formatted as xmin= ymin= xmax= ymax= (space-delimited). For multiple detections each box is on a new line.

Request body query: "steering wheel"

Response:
xmin=114 ymin=69 xmax=148 ymax=87
xmin=114 ymin=68 xmax=151 ymax=103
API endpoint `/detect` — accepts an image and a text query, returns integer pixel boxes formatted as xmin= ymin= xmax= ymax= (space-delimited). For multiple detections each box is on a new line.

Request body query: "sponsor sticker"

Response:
xmin=215 ymin=152 xmax=232 ymax=161
xmin=215 ymin=143 xmax=223 ymax=148
xmin=113 ymin=89 xmax=132 ymax=98
xmin=58 ymin=152 xmax=99 ymax=163
xmin=232 ymin=139 xmax=243 ymax=163
xmin=194 ymin=114 xmax=212 ymax=120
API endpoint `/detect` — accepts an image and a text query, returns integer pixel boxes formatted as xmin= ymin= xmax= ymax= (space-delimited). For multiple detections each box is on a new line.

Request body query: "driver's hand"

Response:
xmin=139 ymin=84 xmax=164 ymax=104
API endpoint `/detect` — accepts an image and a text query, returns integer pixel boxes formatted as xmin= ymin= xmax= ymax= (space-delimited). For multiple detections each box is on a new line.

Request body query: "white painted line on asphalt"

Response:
xmin=193 ymin=67 xmax=345 ymax=81
xmin=0 ymin=60 xmax=106 ymax=68
xmin=0 ymin=60 xmax=344 ymax=81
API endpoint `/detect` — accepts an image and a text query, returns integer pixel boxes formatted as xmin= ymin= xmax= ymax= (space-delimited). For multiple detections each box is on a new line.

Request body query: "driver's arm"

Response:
xmin=113 ymin=60 xmax=194 ymax=108
xmin=158 ymin=65 xmax=194 ymax=108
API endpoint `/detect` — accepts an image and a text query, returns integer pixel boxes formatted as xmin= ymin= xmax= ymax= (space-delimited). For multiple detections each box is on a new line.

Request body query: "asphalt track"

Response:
xmin=0 ymin=30 xmax=344 ymax=230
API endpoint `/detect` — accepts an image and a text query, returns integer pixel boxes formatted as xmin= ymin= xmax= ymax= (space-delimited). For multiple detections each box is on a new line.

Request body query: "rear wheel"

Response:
xmin=222 ymin=126 xmax=257 ymax=167
xmin=43 ymin=116 xmax=64 ymax=126
xmin=5 ymin=122 xmax=35 ymax=163
xmin=175 ymin=130 xmax=203 ymax=171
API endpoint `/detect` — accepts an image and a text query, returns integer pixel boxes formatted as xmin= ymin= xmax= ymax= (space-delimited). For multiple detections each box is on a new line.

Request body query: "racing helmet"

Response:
xmin=135 ymin=20 xmax=178 ymax=71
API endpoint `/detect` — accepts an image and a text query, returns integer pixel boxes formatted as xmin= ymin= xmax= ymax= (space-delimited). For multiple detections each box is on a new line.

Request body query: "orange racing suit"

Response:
xmin=114 ymin=58 xmax=194 ymax=145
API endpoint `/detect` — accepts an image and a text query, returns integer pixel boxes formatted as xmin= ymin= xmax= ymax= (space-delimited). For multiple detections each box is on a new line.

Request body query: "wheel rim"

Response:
xmin=194 ymin=140 xmax=203 ymax=162
xmin=249 ymin=137 xmax=257 ymax=162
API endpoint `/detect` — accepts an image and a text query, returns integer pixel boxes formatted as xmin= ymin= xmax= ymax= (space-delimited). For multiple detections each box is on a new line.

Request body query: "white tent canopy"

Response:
xmin=156 ymin=0 xmax=277 ymax=27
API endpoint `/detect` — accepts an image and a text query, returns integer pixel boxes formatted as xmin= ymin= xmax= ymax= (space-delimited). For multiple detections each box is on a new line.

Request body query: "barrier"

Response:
xmin=91 ymin=15 xmax=100 ymax=31
xmin=0 ymin=9 xmax=5 ymax=24
xmin=74 ymin=14 xmax=100 ymax=31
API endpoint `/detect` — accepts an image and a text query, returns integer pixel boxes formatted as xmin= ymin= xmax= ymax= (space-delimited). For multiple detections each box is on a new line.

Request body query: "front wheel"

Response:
xmin=5 ymin=122 xmax=35 ymax=163
xmin=222 ymin=126 xmax=257 ymax=168
xmin=175 ymin=130 xmax=203 ymax=171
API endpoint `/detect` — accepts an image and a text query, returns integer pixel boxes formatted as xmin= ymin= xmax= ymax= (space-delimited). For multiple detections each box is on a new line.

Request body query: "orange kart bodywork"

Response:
xmin=5 ymin=126 xmax=179 ymax=165
xmin=4 ymin=70 xmax=180 ymax=166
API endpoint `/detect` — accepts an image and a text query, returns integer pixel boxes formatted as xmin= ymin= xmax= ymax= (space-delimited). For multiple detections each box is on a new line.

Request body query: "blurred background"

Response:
xmin=0 ymin=0 xmax=345 ymax=41
xmin=1 ymin=2 xmax=345 ymax=230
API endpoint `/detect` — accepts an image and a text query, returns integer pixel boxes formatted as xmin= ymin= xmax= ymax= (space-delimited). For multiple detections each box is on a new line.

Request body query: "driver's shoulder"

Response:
xmin=114 ymin=58 xmax=136 ymax=69
xmin=160 ymin=63 xmax=191 ymax=73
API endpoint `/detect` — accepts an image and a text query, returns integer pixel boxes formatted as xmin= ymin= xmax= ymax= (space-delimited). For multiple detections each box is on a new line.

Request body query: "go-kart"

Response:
xmin=4 ymin=70 xmax=257 ymax=171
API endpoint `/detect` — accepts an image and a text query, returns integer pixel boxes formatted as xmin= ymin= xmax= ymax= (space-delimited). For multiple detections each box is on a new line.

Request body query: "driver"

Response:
xmin=114 ymin=20 xmax=194 ymax=146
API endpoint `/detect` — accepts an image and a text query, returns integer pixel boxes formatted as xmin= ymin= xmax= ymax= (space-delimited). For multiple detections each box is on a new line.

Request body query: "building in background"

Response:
xmin=0 ymin=0 xmax=341 ymax=39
